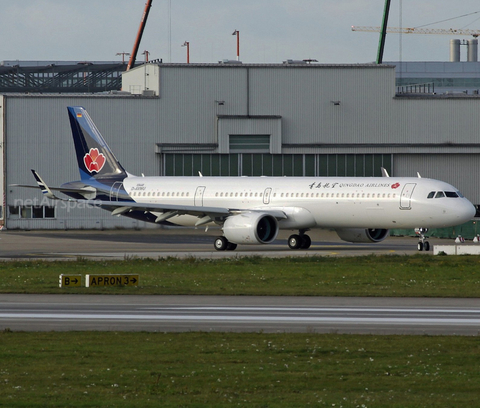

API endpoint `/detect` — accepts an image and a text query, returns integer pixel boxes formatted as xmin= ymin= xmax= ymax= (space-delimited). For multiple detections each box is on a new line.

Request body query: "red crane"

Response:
xmin=127 ymin=0 xmax=153 ymax=71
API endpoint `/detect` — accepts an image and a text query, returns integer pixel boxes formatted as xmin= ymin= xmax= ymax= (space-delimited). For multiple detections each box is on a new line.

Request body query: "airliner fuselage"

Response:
xmin=121 ymin=176 xmax=472 ymax=230
xmin=15 ymin=106 xmax=476 ymax=252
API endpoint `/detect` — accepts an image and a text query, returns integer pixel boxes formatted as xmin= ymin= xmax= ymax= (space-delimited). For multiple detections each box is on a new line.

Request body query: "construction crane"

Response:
xmin=127 ymin=0 xmax=153 ymax=71
xmin=352 ymin=26 xmax=480 ymax=37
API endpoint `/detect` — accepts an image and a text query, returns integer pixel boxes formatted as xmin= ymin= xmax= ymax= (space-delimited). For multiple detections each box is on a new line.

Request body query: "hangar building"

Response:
xmin=1 ymin=61 xmax=480 ymax=230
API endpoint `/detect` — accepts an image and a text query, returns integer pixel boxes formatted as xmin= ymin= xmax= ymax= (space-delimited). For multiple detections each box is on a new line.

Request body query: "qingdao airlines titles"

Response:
xmin=14 ymin=107 xmax=476 ymax=252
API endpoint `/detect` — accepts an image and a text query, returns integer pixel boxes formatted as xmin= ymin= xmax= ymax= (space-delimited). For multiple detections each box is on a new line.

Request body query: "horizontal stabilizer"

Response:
xmin=10 ymin=170 xmax=98 ymax=200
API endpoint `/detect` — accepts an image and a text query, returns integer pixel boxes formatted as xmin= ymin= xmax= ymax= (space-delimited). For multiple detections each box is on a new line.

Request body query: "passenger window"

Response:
xmin=435 ymin=191 xmax=445 ymax=198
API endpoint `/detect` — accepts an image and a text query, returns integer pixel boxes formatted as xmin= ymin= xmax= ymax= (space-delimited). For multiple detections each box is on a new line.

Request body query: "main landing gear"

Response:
xmin=214 ymin=236 xmax=237 ymax=251
xmin=287 ymin=231 xmax=312 ymax=250
xmin=415 ymin=228 xmax=430 ymax=251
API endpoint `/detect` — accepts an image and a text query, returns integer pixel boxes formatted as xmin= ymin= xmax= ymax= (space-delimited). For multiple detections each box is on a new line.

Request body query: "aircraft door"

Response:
xmin=263 ymin=188 xmax=272 ymax=204
xmin=195 ymin=186 xmax=206 ymax=206
xmin=110 ymin=182 xmax=123 ymax=201
xmin=400 ymin=183 xmax=416 ymax=210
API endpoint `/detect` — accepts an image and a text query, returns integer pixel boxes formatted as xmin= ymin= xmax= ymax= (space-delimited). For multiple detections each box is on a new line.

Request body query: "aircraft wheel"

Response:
xmin=226 ymin=242 xmax=237 ymax=251
xmin=214 ymin=236 xmax=228 ymax=251
xmin=288 ymin=234 xmax=303 ymax=250
xmin=423 ymin=241 xmax=430 ymax=251
xmin=300 ymin=234 xmax=311 ymax=249
xmin=417 ymin=242 xmax=424 ymax=251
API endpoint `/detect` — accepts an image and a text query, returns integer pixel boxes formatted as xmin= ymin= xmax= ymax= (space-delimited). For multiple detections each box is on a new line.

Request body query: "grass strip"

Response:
xmin=1 ymin=331 xmax=479 ymax=407
xmin=0 ymin=254 xmax=480 ymax=297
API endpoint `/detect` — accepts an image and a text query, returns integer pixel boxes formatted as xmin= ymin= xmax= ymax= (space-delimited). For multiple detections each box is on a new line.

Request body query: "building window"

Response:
xmin=9 ymin=205 xmax=55 ymax=219
xmin=163 ymin=153 xmax=393 ymax=177
xmin=229 ymin=135 xmax=270 ymax=152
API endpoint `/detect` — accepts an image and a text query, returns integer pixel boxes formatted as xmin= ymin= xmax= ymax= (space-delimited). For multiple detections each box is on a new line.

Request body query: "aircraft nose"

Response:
xmin=461 ymin=199 xmax=476 ymax=223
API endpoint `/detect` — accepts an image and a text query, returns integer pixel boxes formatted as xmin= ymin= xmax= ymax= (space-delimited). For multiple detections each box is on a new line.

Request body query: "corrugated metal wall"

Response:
xmin=4 ymin=97 xmax=161 ymax=229
xmin=394 ymin=154 xmax=479 ymax=204
xmin=3 ymin=63 xmax=480 ymax=229
xmin=250 ymin=66 xmax=395 ymax=144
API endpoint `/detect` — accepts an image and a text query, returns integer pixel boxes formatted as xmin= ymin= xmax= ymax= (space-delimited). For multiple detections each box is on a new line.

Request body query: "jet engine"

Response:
xmin=223 ymin=212 xmax=279 ymax=244
xmin=335 ymin=228 xmax=389 ymax=243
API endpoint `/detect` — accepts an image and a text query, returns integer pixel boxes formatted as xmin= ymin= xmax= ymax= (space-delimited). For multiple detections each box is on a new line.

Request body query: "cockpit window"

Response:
xmin=427 ymin=191 xmax=435 ymax=199
xmin=445 ymin=191 xmax=459 ymax=198
xmin=457 ymin=191 xmax=465 ymax=198
xmin=435 ymin=191 xmax=445 ymax=198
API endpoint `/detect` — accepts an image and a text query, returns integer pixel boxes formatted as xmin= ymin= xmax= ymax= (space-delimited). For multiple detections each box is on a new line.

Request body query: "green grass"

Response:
xmin=2 ymin=256 xmax=480 ymax=406
xmin=1 ymin=254 xmax=480 ymax=297
xmin=1 ymin=331 xmax=479 ymax=407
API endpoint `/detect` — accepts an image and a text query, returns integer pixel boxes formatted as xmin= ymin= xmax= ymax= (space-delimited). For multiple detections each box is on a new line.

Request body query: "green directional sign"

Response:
xmin=86 ymin=274 xmax=139 ymax=287
xmin=59 ymin=274 xmax=82 ymax=288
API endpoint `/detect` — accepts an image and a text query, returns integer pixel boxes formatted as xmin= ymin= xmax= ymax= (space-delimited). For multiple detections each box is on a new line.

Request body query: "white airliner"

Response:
xmin=15 ymin=106 xmax=476 ymax=251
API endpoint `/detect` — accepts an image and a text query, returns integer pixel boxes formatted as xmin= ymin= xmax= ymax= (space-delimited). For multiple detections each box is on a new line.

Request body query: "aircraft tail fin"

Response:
xmin=67 ymin=106 xmax=127 ymax=181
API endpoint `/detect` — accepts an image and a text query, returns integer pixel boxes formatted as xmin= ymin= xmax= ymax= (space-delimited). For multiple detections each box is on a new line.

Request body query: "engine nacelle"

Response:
xmin=335 ymin=228 xmax=389 ymax=243
xmin=223 ymin=212 xmax=279 ymax=244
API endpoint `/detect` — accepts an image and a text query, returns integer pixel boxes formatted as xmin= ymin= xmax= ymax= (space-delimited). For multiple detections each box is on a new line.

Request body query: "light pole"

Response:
xmin=142 ymin=50 xmax=150 ymax=62
xmin=182 ymin=41 xmax=190 ymax=63
xmin=232 ymin=29 xmax=240 ymax=61
xmin=116 ymin=52 xmax=130 ymax=64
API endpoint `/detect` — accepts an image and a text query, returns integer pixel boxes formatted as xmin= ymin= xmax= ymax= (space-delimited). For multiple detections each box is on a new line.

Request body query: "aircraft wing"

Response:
xmin=76 ymin=199 xmax=287 ymax=226
xmin=11 ymin=170 xmax=287 ymax=225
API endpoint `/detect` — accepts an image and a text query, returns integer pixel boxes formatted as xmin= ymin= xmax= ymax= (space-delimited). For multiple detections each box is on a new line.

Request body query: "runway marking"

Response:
xmin=143 ymin=306 xmax=480 ymax=314
xmin=1 ymin=313 xmax=480 ymax=326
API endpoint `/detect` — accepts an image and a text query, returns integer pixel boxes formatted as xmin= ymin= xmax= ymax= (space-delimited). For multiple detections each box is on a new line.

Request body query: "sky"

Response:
xmin=1 ymin=1 xmax=480 ymax=65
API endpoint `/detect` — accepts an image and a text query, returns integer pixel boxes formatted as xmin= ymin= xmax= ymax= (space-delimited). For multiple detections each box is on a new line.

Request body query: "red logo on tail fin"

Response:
xmin=83 ymin=148 xmax=106 ymax=173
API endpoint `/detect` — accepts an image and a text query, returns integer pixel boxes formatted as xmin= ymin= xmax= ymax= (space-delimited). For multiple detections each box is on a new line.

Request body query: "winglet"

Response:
xmin=31 ymin=170 xmax=58 ymax=199
xmin=381 ymin=167 xmax=390 ymax=178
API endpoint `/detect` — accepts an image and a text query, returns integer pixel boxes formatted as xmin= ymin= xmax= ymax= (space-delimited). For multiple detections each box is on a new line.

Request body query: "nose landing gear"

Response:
xmin=415 ymin=228 xmax=430 ymax=251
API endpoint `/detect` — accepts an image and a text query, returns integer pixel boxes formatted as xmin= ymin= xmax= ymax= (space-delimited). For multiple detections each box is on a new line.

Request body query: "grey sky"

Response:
xmin=1 ymin=1 xmax=480 ymax=64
